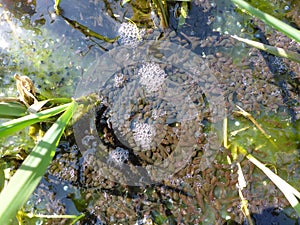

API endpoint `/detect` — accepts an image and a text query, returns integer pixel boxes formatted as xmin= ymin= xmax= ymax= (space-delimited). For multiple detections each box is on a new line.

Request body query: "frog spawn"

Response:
xmin=132 ymin=122 xmax=156 ymax=150
xmin=118 ymin=22 xmax=146 ymax=48
xmin=102 ymin=62 xmax=185 ymax=153
xmin=73 ymin=33 xmax=221 ymax=186
xmin=138 ymin=62 xmax=167 ymax=93
xmin=107 ymin=147 xmax=129 ymax=167
xmin=94 ymin=61 xmax=205 ymax=178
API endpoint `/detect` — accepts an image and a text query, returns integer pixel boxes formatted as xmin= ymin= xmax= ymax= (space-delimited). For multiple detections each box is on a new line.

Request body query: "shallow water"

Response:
xmin=0 ymin=0 xmax=299 ymax=224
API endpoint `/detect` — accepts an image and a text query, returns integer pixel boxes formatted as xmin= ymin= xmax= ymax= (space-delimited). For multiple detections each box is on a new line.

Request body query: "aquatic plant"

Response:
xmin=0 ymin=77 xmax=81 ymax=224
xmin=223 ymin=3 xmax=300 ymax=217
xmin=60 ymin=14 xmax=118 ymax=44
xmin=231 ymin=0 xmax=300 ymax=63
xmin=122 ymin=0 xmax=170 ymax=29
xmin=224 ymin=106 xmax=300 ymax=222
xmin=54 ymin=0 xmax=61 ymax=14
xmin=53 ymin=0 xmax=118 ymax=43
xmin=231 ymin=35 xmax=300 ymax=63
xmin=151 ymin=0 xmax=169 ymax=29
xmin=231 ymin=0 xmax=300 ymax=42
xmin=138 ymin=62 xmax=166 ymax=92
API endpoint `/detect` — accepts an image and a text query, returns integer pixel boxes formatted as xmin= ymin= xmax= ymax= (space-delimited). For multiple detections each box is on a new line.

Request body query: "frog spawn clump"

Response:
xmin=138 ymin=62 xmax=167 ymax=92
xmin=114 ymin=73 xmax=127 ymax=88
xmin=118 ymin=22 xmax=146 ymax=47
xmin=132 ymin=122 xmax=156 ymax=150
xmin=107 ymin=147 xmax=129 ymax=167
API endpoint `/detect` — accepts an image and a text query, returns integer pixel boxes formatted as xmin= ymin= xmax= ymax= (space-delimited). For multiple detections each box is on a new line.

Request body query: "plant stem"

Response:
xmin=231 ymin=0 xmax=300 ymax=43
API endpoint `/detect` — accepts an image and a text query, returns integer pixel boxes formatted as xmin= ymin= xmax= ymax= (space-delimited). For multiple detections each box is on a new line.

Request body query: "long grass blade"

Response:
xmin=0 ymin=102 xmax=27 ymax=119
xmin=0 ymin=103 xmax=71 ymax=138
xmin=232 ymin=35 xmax=300 ymax=63
xmin=231 ymin=0 xmax=300 ymax=43
xmin=60 ymin=15 xmax=119 ymax=43
xmin=0 ymin=101 xmax=76 ymax=224
xmin=54 ymin=0 xmax=61 ymax=13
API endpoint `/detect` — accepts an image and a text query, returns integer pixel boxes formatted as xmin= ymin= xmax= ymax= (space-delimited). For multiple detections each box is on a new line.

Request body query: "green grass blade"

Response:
xmin=54 ymin=0 xmax=61 ymax=12
xmin=232 ymin=35 xmax=300 ymax=63
xmin=59 ymin=15 xmax=119 ymax=43
xmin=0 ymin=101 xmax=76 ymax=224
xmin=231 ymin=0 xmax=300 ymax=43
xmin=0 ymin=103 xmax=71 ymax=138
xmin=0 ymin=101 xmax=27 ymax=119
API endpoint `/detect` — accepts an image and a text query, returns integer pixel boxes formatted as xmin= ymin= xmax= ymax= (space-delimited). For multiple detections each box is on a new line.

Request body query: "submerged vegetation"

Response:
xmin=0 ymin=76 xmax=81 ymax=224
xmin=0 ymin=0 xmax=299 ymax=224
xmin=231 ymin=0 xmax=300 ymax=63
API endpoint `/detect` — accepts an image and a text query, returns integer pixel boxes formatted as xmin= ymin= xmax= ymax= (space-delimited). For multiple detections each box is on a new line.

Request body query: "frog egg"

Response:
xmin=132 ymin=122 xmax=156 ymax=150
xmin=107 ymin=147 xmax=129 ymax=167
xmin=114 ymin=73 xmax=127 ymax=88
xmin=138 ymin=62 xmax=167 ymax=93
xmin=118 ymin=22 xmax=145 ymax=48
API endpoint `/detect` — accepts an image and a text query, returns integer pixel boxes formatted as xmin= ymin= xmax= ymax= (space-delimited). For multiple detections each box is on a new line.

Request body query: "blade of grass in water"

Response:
xmin=60 ymin=15 xmax=119 ymax=43
xmin=0 ymin=103 xmax=70 ymax=138
xmin=0 ymin=101 xmax=76 ymax=224
xmin=54 ymin=0 xmax=61 ymax=8
xmin=231 ymin=0 xmax=300 ymax=43
xmin=238 ymin=146 xmax=300 ymax=216
xmin=54 ymin=0 xmax=61 ymax=13
xmin=178 ymin=1 xmax=188 ymax=28
xmin=231 ymin=35 xmax=300 ymax=63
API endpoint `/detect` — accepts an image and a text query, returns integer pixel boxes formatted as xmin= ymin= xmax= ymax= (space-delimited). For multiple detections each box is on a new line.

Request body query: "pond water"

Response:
xmin=0 ymin=0 xmax=299 ymax=224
